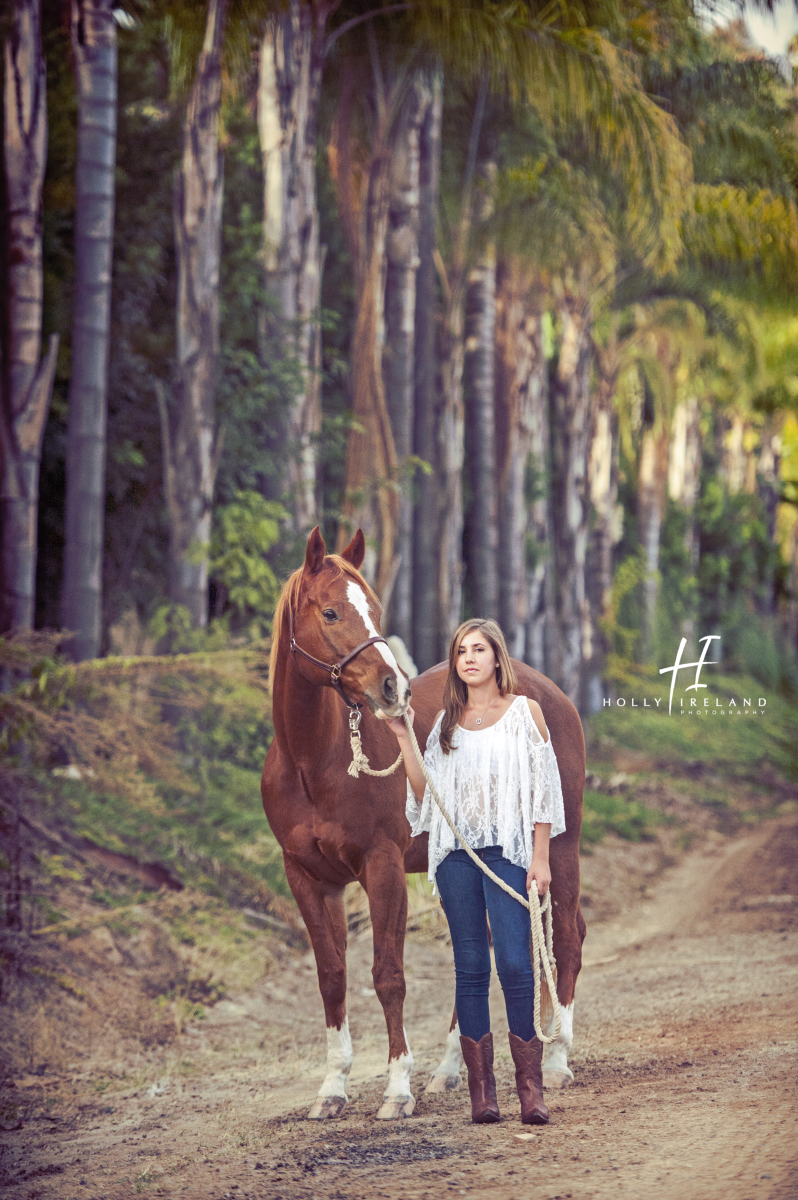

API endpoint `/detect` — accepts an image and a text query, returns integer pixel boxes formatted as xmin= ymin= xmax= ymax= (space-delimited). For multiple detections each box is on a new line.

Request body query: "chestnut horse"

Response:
xmin=261 ymin=527 xmax=586 ymax=1120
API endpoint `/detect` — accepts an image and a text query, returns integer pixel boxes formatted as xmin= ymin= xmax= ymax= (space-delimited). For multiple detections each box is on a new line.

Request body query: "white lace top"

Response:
xmin=406 ymin=695 xmax=566 ymax=888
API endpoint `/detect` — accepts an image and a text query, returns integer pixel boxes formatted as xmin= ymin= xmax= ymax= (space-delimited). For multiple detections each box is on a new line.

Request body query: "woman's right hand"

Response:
xmin=385 ymin=704 xmax=414 ymax=739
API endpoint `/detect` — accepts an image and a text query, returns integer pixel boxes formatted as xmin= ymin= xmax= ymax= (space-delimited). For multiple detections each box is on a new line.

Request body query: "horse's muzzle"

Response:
xmin=366 ymin=671 xmax=410 ymax=719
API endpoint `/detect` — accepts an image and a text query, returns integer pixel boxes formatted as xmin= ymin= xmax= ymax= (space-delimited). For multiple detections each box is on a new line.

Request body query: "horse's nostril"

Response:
xmin=383 ymin=676 xmax=397 ymax=702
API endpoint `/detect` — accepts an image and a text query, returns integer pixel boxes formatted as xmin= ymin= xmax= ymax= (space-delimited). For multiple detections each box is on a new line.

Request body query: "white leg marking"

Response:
xmin=425 ymin=1022 xmax=463 ymax=1093
xmin=376 ymin=1028 xmax=415 ymax=1119
xmin=542 ymin=1000 xmax=575 ymax=1088
xmin=318 ymin=1018 xmax=353 ymax=1098
xmin=307 ymin=1019 xmax=352 ymax=1119
xmin=346 ymin=580 xmax=410 ymax=704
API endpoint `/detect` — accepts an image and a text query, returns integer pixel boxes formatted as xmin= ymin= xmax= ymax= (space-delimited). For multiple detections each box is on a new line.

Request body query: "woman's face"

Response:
xmin=456 ymin=629 xmax=498 ymax=688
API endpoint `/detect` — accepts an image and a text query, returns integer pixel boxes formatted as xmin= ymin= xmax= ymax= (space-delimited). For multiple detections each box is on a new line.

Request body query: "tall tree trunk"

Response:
xmin=787 ymin=517 xmax=798 ymax=652
xmin=638 ymin=420 xmax=670 ymax=660
xmin=61 ymin=0 xmax=117 ymax=660
xmin=463 ymin=175 xmax=498 ymax=621
xmin=435 ymin=279 xmax=467 ymax=656
xmin=331 ymin=37 xmax=421 ymax=596
xmin=430 ymin=78 xmax=488 ymax=659
xmin=494 ymin=258 xmax=546 ymax=658
xmin=668 ymin=394 xmax=701 ymax=649
xmin=161 ymin=0 xmax=227 ymax=629
xmin=411 ymin=68 xmax=442 ymax=670
xmin=331 ymin=64 xmax=394 ymax=590
xmin=524 ymin=329 xmax=552 ymax=675
xmin=258 ymin=2 xmax=330 ymax=532
xmin=382 ymin=74 xmax=429 ymax=640
xmin=757 ymin=427 xmax=781 ymax=615
xmin=548 ymin=291 xmax=592 ymax=707
xmin=0 ymin=0 xmax=59 ymax=632
xmin=584 ymin=334 xmax=620 ymax=711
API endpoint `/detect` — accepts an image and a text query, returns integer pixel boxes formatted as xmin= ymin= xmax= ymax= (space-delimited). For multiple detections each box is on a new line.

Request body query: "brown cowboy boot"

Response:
xmin=508 ymin=1032 xmax=550 ymax=1125
xmin=459 ymin=1032 xmax=501 ymax=1123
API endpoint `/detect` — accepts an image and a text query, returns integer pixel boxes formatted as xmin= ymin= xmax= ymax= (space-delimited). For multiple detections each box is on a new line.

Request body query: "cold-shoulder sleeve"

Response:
xmin=405 ymin=714 xmax=444 ymax=835
xmin=525 ymin=709 xmax=567 ymax=840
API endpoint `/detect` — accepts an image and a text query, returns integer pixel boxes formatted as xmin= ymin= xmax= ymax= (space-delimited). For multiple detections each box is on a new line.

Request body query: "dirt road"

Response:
xmin=2 ymin=817 xmax=797 ymax=1200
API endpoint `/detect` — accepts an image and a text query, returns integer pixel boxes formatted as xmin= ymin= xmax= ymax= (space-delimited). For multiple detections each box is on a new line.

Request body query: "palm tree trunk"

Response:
xmin=756 ymin=428 xmax=781 ymax=614
xmin=331 ymin=38 xmax=421 ymax=597
xmin=432 ymin=78 xmax=488 ymax=659
xmin=524 ymin=334 xmax=552 ymax=675
xmin=667 ymin=395 xmax=700 ymax=650
xmin=638 ymin=422 xmax=670 ymax=660
xmin=258 ymin=2 xmax=330 ymax=532
xmin=584 ymin=337 xmax=620 ymax=711
xmin=463 ymin=209 xmax=498 ymax=620
xmin=494 ymin=258 xmax=546 ymax=657
xmin=412 ymin=67 xmax=442 ymax=670
xmin=332 ymin=58 xmax=395 ymax=591
xmin=382 ymin=74 xmax=430 ymax=641
xmin=548 ymin=294 xmax=592 ymax=707
xmin=163 ymin=0 xmax=227 ymax=628
xmin=0 ymin=0 xmax=59 ymax=632
xmin=62 ymin=0 xmax=117 ymax=660
xmin=436 ymin=287 xmax=467 ymax=655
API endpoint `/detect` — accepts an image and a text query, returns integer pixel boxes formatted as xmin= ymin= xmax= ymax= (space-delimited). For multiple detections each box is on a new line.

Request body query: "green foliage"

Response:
xmin=0 ymin=636 xmax=289 ymax=912
xmin=581 ymin=790 xmax=664 ymax=846
xmin=601 ymin=554 xmax=648 ymax=685
xmin=209 ymin=491 xmax=286 ymax=635
xmin=589 ymin=670 xmax=798 ymax=781
xmin=146 ymin=605 xmax=231 ymax=656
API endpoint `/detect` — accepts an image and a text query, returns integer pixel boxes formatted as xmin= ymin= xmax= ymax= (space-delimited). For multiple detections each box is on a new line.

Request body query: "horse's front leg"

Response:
xmin=283 ymin=855 xmax=352 ymax=1119
xmin=362 ymin=845 xmax=415 ymax=1119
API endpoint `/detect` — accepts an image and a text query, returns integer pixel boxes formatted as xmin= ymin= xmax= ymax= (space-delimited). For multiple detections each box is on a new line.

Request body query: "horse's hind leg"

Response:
xmin=542 ymin=897 xmax=586 ymax=1089
xmin=362 ymin=845 xmax=415 ymax=1119
xmin=283 ymin=856 xmax=351 ymax=1119
xmin=425 ymin=1005 xmax=463 ymax=1093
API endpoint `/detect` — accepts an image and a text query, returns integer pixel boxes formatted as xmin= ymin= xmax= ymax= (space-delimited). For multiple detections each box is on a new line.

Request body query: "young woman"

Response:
xmin=386 ymin=618 xmax=566 ymax=1126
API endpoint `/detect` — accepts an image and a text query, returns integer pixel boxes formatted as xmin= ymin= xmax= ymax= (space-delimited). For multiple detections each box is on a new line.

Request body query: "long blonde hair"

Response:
xmin=439 ymin=618 xmax=517 ymax=754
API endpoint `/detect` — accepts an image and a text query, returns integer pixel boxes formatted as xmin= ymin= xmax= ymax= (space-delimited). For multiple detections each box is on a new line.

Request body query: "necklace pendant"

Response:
xmin=475 ymin=717 xmax=482 ymax=725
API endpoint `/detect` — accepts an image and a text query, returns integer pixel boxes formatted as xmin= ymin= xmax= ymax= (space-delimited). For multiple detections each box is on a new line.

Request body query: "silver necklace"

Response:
xmin=471 ymin=694 xmax=499 ymax=726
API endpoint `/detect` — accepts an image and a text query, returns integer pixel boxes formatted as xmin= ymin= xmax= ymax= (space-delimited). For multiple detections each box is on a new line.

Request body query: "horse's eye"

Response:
xmin=322 ymin=609 xmax=338 ymax=623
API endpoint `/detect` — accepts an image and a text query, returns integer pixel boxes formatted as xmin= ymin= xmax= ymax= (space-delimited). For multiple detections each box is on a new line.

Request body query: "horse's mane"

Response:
xmin=268 ymin=556 xmax=382 ymax=693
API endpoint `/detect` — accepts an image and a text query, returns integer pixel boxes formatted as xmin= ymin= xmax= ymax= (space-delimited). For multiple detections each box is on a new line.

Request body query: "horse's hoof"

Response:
xmin=542 ymin=1068 xmax=574 ymax=1090
xmin=307 ymin=1095 xmax=347 ymax=1119
xmin=424 ymin=1073 xmax=461 ymax=1093
xmin=375 ymin=1094 xmax=415 ymax=1119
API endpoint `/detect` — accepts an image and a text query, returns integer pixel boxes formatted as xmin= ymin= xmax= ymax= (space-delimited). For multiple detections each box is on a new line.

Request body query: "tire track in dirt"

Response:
xmin=2 ymin=818 xmax=797 ymax=1200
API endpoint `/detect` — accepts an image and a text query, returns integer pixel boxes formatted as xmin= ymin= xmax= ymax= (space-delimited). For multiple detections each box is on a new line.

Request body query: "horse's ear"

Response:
xmin=340 ymin=529 xmax=366 ymax=570
xmin=304 ymin=526 xmax=327 ymax=575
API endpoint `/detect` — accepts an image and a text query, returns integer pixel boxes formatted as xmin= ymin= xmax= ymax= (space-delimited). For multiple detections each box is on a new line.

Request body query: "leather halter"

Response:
xmin=288 ymin=602 xmax=389 ymax=711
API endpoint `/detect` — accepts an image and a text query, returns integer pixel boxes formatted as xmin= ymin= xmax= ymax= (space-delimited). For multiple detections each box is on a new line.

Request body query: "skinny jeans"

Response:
xmin=436 ymin=845 xmax=535 ymax=1042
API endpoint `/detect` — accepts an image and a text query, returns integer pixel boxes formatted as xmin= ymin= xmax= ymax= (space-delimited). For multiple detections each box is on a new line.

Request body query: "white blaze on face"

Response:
xmin=317 ymin=1018 xmax=353 ymax=1099
xmin=542 ymin=999 xmax=575 ymax=1083
xmin=345 ymin=579 xmax=409 ymax=706
xmin=383 ymin=1028 xmax=414 ymax=1099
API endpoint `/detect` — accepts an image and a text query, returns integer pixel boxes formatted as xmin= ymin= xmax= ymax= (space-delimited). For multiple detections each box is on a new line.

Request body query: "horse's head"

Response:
xmin=286 ymin=527 xmax=410 ymax=719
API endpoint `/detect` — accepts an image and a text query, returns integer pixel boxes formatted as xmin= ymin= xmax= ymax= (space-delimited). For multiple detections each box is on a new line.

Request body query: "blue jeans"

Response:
xmin=436 ymin=845 xmax=535 ymax=1043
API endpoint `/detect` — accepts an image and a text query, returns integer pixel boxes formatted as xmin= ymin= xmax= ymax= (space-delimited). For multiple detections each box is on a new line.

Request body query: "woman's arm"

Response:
xmin=526 ymin=822 xmax=551 ymax=896
xmin=385 ymin=707 xmax=442 ymax=803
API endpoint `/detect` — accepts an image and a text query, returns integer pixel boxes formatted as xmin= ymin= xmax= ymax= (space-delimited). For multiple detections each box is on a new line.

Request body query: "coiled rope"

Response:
xmin=347 ymin=709 xmax=562 ymax=1044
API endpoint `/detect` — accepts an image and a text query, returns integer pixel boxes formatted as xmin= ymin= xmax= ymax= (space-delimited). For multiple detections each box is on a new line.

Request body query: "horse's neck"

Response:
xmin=271 ymin=633 xmax=342 ymax=763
